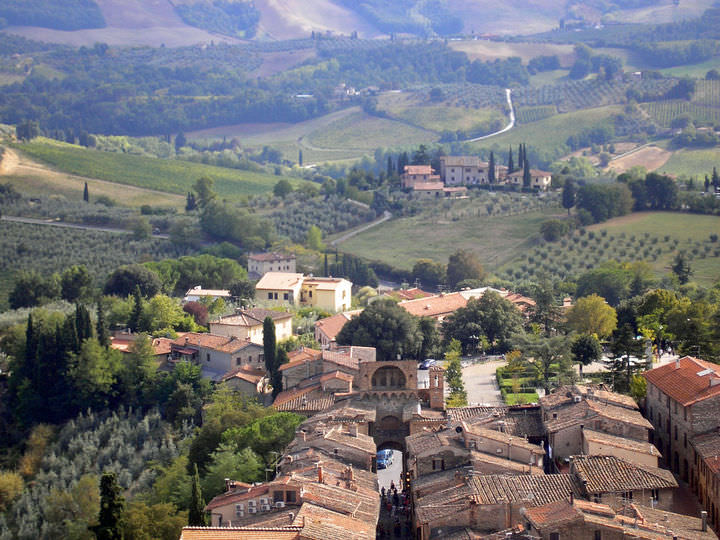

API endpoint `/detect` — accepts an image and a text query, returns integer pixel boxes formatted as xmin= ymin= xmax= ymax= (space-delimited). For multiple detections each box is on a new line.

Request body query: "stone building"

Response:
xmin=644 ymin=356 xmax=720 ymax=485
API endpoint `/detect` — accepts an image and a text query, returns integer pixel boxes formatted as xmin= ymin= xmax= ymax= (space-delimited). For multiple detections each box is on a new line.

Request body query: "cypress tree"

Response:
xmin=189 ymin=464 xmax=206 ymax=526
xmin=91 ymin=472 xmax=125 ymax=540
xmin=324 ymin=252 xmax=329 ymax=276
xmin=705 ymin=175 xmax=711 ymax=193
xmin=713 ymin=167 xmax=720 ymax=190
xmin=507 ymin=147 xmax=514 ymax=173
xmin=298 ymin=149 xmax=303 ymax=166
xmin=25 ymin=313 xmax=36 ymax=363
xmin=387 ymin=155 xmax=394 ymax=176
xmin=488 ymin=151 xmax=496 ymax=184
xmin=523 ymin=152 xmax=531 ymax=189
xmin=263 ymin=317 xmax=276 ymax=375
xmin=83 ymin=182 xmax=89 ymax=202
xmin=76 ymin=304 xmax=93 ymax=344
xmin=129 ymin=286 xmax=143 ymax=333
xmin=96 ymin=299 xmax=110 ymax=348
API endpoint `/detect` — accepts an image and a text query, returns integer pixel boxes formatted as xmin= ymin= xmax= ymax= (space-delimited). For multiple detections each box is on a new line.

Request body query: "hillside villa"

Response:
xmin=247 ymin=251 xmax=296 ymax=280
xmin=209 ymin=307 xmax=293 ymax=345
xmin=255 ymin=272 xmax=352 ymax=312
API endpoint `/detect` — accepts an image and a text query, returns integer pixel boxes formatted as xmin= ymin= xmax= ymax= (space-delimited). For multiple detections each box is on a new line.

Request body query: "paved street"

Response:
xmin=462 ymin=359 xmax=505 ymax=406
xmin=377 ymin=450 xmax=402 ymax=491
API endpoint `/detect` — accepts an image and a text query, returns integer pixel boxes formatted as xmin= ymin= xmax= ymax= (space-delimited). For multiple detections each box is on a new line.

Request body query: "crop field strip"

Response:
xmin=643 ymin=101 xmax=720 ymax=127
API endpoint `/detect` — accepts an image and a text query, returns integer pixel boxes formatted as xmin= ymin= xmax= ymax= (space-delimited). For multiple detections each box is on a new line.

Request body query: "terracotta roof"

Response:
xmin=274 ymin=384 xmax=326 ymax=407
xmin=692 ymin=431 xmax=720 ymax=473
xmin=440 ymin=156 xmax=484 ymax=167
xmin=466 ymin=473 xmax=581 ymax=506
xmin=631 ymin=504 xmax=719 ymax=540
xmin=303 ymin=277 xmax=351 ymax=291
xmin=523 ymin=499 xmax=582 ymax=529
xmin=249 ymin=252 xmax=295 ymax=262
xmin=463 ymin=423 xmax=545 ymax=454
xmin=255 ymin=272 xmax=304 ymax=291
xmin=294 ymin=503 xmax=375 ymax=540
xmin=403 ymin=165 xmax=434 ymax=175
xmin=544 ymin=399 xmax=651 ymax=433
xmin=221 ymin=367 xmax=264 ymax=385
xmin=111 ymin=335 xmax=172 ymax=356
xmin=470 ymin=449 xmax=545 ymax=474
xmin=300 ymin=481 xmax=379 ymax=524
xmin=582 ymin=428 xmax=661 ymax=458
xmin=179 ymin=526 xmax=301 ymax=540
xmin=398 ymin=292 xmax=467 ymax=319
xmin=319 ymin=370 xmax=354 ymax=383
xmin=447 ymin=406 xmax=508 ymax=422
xmin=542 ymin=385 xmax=638 ymax=411
xmin=314 ymin=311 xmax=361 ymax=342
xmin=205 ymin=483 xmax=271 ymax=511
xmin=644 ymin=356 xmax=720 ymax=406
xmin=383 ymin=288 xmax=434 ymax=301
xmin=406 ymin=430 xmax=455 ymax=456
xmin=279 ymin=348 xmax=322 ymax=371
xmin=571 ymin=455 xmax=677 ymax=494
xmin=171 ymin=333 xmax=260 ymax=354
xmin=212 ymin=308 xmax=292 ymax=328
xmin=413 ymin=182 xmax=445 ymax=191
xmin=321 ymin=350 xmax=361 ymax=370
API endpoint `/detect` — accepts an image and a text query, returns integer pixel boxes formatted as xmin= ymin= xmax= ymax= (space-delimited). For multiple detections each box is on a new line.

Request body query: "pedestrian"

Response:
xmin=381 ymin=486 xmax=386 ymax=499
xmin=390 ymin=480 xmax=395 ymax=491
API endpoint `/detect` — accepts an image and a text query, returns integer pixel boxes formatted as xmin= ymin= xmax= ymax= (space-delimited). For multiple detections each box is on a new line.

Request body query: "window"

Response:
xmin=268 ymin=293 xmax=273 ymax=300
xmin=284 ymin=293 xmax=289 ymax=300
xmin=286 ymin=490 xmax=296 ymax=503
xmin=206 ymin=353 xmax=211 ymax=363
xmin=273 ymin=491 xmax=283 ymax=503
xmin=248 ymin=355 xmax=253 ymax=363
xmin=594 ymin=531 xmax=602 ymax=540
xmin=550 ymin=533 xmax=559 ymax=540
xmin=274 ymin=292 xmax=278 ymax=300
xmin=236 ymin=358 xmax=242 ymax=366
xmin=309 ymin=291 xmax=312 ymax=298
xmin=259 ymin=354 xmax=264 ymax=363
xmin=675 ymin=426 xmax=678 ymax=441
xmin=651 ymin=489 xmax=659 ymax=501
xmin=623 ymin=491 xmax=633 ymax=501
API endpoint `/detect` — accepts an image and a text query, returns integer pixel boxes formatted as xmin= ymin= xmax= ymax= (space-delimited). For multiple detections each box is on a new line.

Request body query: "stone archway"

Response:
xmin=372 ymin=366 xmax=407 ymax=389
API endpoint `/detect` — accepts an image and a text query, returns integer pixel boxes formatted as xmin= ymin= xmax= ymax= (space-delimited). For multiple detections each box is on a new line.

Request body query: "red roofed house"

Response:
xmin=247 ymin=251 xmax=296 ymax=279
xmin=644 ymin=356 xmax=720 ymax=518
xmin=505 ymin=169 xmax=553 ymax=191
xmin=401 ymin=164 xmax=440 ymax=189
xmin=314 ymin=310 xmax=362 ymax=348
xmin=397 ymin=292 xmax=468 ymax=324
xmin=110 ymin=332 xmax=172 ymax=362
xmin=170 ymin=333 xmax=265 ymax=381
xmin=209 ymin=308 xmax=293 ymax=345
xmin=279 ymin=345 xmax=375 ymax=390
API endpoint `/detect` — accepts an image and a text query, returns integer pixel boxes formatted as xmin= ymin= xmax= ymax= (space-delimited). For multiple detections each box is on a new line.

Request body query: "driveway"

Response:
xmin=462 ymin=359 xmax=506 ymax=406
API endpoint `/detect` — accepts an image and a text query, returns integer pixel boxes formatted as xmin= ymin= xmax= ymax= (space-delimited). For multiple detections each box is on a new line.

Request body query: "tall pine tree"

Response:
xmin=128 ymin=286 xmax=144 ymax=333
xmin=83 ymin=182 xmax=89 ymax=202
xmin=522 ymin=151 xmax=531 ymax=189
xmin=507 ymin=147 xmax=514 ymax=173
xmin=96 ymin=299 xmax=110 ymax=348
xmin=263 ymin=317 xmax=277 ymax=376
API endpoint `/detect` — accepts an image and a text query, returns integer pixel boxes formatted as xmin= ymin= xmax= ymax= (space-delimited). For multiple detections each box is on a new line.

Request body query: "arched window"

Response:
xmin=371 ymin=366 xmax=407 ymax=389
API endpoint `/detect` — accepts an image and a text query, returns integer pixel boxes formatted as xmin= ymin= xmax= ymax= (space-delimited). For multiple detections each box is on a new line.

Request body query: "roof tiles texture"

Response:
xmin=571 ymin=455 xmax=677 ymax=494
xmin=398 ymin=292 xmax=468 ymax=318
xmin=644 ymin=356 xmax=720 ymax=406
xmin=171 ymin=333 xmax=257 ymax=354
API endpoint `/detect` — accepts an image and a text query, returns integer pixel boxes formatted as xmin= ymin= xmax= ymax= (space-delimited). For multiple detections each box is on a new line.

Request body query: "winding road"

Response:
xmin=1 ymin=215 xmax=169 ymax=238
xmin=466 ymin=88 xmax=515 ymax=142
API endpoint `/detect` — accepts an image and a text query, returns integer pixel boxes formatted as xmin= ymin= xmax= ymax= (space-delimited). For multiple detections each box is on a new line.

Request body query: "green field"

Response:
xmin=17 ymin=139 xmax=294 ymax=201
xmin=497 ymin=212 xmax=720 ymax=287
xmin=474 ymin=106 xmax=621 ymax=156
xmin=341 ymin=207 xmax=560 ymax=271
xmin=389 ymin=105 xmax=505 ymax=133
xmin=659 ymin=148 xmax=720 ymax=177
xmin=643 ymin=101 xmax=720 ymax=128
xmin=305 ymin=111 xmax=438 ymax=152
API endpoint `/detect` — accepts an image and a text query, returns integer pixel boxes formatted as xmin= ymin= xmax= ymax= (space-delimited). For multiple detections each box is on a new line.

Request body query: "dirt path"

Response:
xmin=606 ymin=145 xmax=672 ymax=174
xmin=1 ymin=215 xmax=169 ymax=238
xmin=0 ymin=147 xmax=185 ymax=208
xmin=465 ymin=88 xmax=515 ymax=142
xmin=330 ymin=211 xmax=392 ymax=246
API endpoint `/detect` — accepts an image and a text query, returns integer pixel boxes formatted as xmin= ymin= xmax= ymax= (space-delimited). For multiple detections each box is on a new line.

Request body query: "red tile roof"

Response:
xmin=403 ymin=165 xmax=433 ymax=175
xmin=171 ymin=333 xmax=259 ymax=354
xmin=314 ymin=311 xmax=361 ymax=342
xmin=221 ymin=367 xmax=264 ymax=385
xmin=571 ymin=455 xmax=677 ymax=494
xmin=398 ymin=292 xmax=468 ymax=319
xmin=179 ymin=527 xmax=301 ymax=540
xmin=280 ymin=348 xmax=322 ymax=371
xmin=524 ymin=499 xmax=582 ymax=528
xmin=643 ymin=356 xmax=720 ymax=406
xmin=384 ymin=288 xmax=434 ymax=301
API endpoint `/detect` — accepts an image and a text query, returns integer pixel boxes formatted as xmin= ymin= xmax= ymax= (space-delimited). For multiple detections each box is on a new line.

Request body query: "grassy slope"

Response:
xmin=305 ymin=111 xmax=438 ymax=152
xmin=659 ymin=148 xmax=720 ymax=178
xmin=16 ymin=139 xmax=292 ymax=201
xmin=472 ymin=106 xmax=621 ymax=156
xmin=341 ymin=208 xmax=559 ymax=271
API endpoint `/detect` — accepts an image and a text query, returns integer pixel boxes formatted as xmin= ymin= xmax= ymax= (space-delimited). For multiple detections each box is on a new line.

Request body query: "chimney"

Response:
xmin=702 ymin=510 xmax=708 ymax=532
xmin=349 ymin=424 xmax=358 ymax=437
xmin=185 ymin=336 xmax=189 ymax=345
xmin=288 ymin=512 xmax=295 ymax=522
xmin=676 ymin=357 xmax=680 ymax=369
xmin=569 ymin=490 xmax=574 ymax=505
xmin=224 ymin=478 xmax=231 ymax=491
xmin=317 ymin=465 xmax=323 ymax=484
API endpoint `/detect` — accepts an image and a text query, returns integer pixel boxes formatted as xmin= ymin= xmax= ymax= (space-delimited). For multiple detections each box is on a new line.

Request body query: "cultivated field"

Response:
xmin=0 ymin=147 xmax=185 ymax=209
xmin=474 ymin=106 xmax=622 ymax=156
xmin=499 ymin=212 xmax=720 ymax=287
xmin=15 ymin=139 xmax=292 ymax=201
xmin=449 ymin=40 xmax=575 ymax=66
xmin=606 ymin=146 xmax=673 ymax=174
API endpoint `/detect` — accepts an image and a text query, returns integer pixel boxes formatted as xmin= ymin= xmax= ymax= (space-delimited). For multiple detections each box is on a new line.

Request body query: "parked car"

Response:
xmin=419 ymin=359 xmax=437 ymax=370
xmin=377 ymin=449 xmax=393 ymax=469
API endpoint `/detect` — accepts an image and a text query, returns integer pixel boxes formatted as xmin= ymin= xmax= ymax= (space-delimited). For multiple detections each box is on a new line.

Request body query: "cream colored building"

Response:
xmin=209 ymin=308 xmax=293 ymax=345
xmin=506 ymin=169 xmax=553 ymax=190
xmin=401 ymin=165 xmax=440 ymax=189
xmin=247 ymin=252 xmax=296 ymax=279
xmin=439 ymin=156 xmax=495 ymax=186
xmin=255 ymin=272 xmax=352 ymax=312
